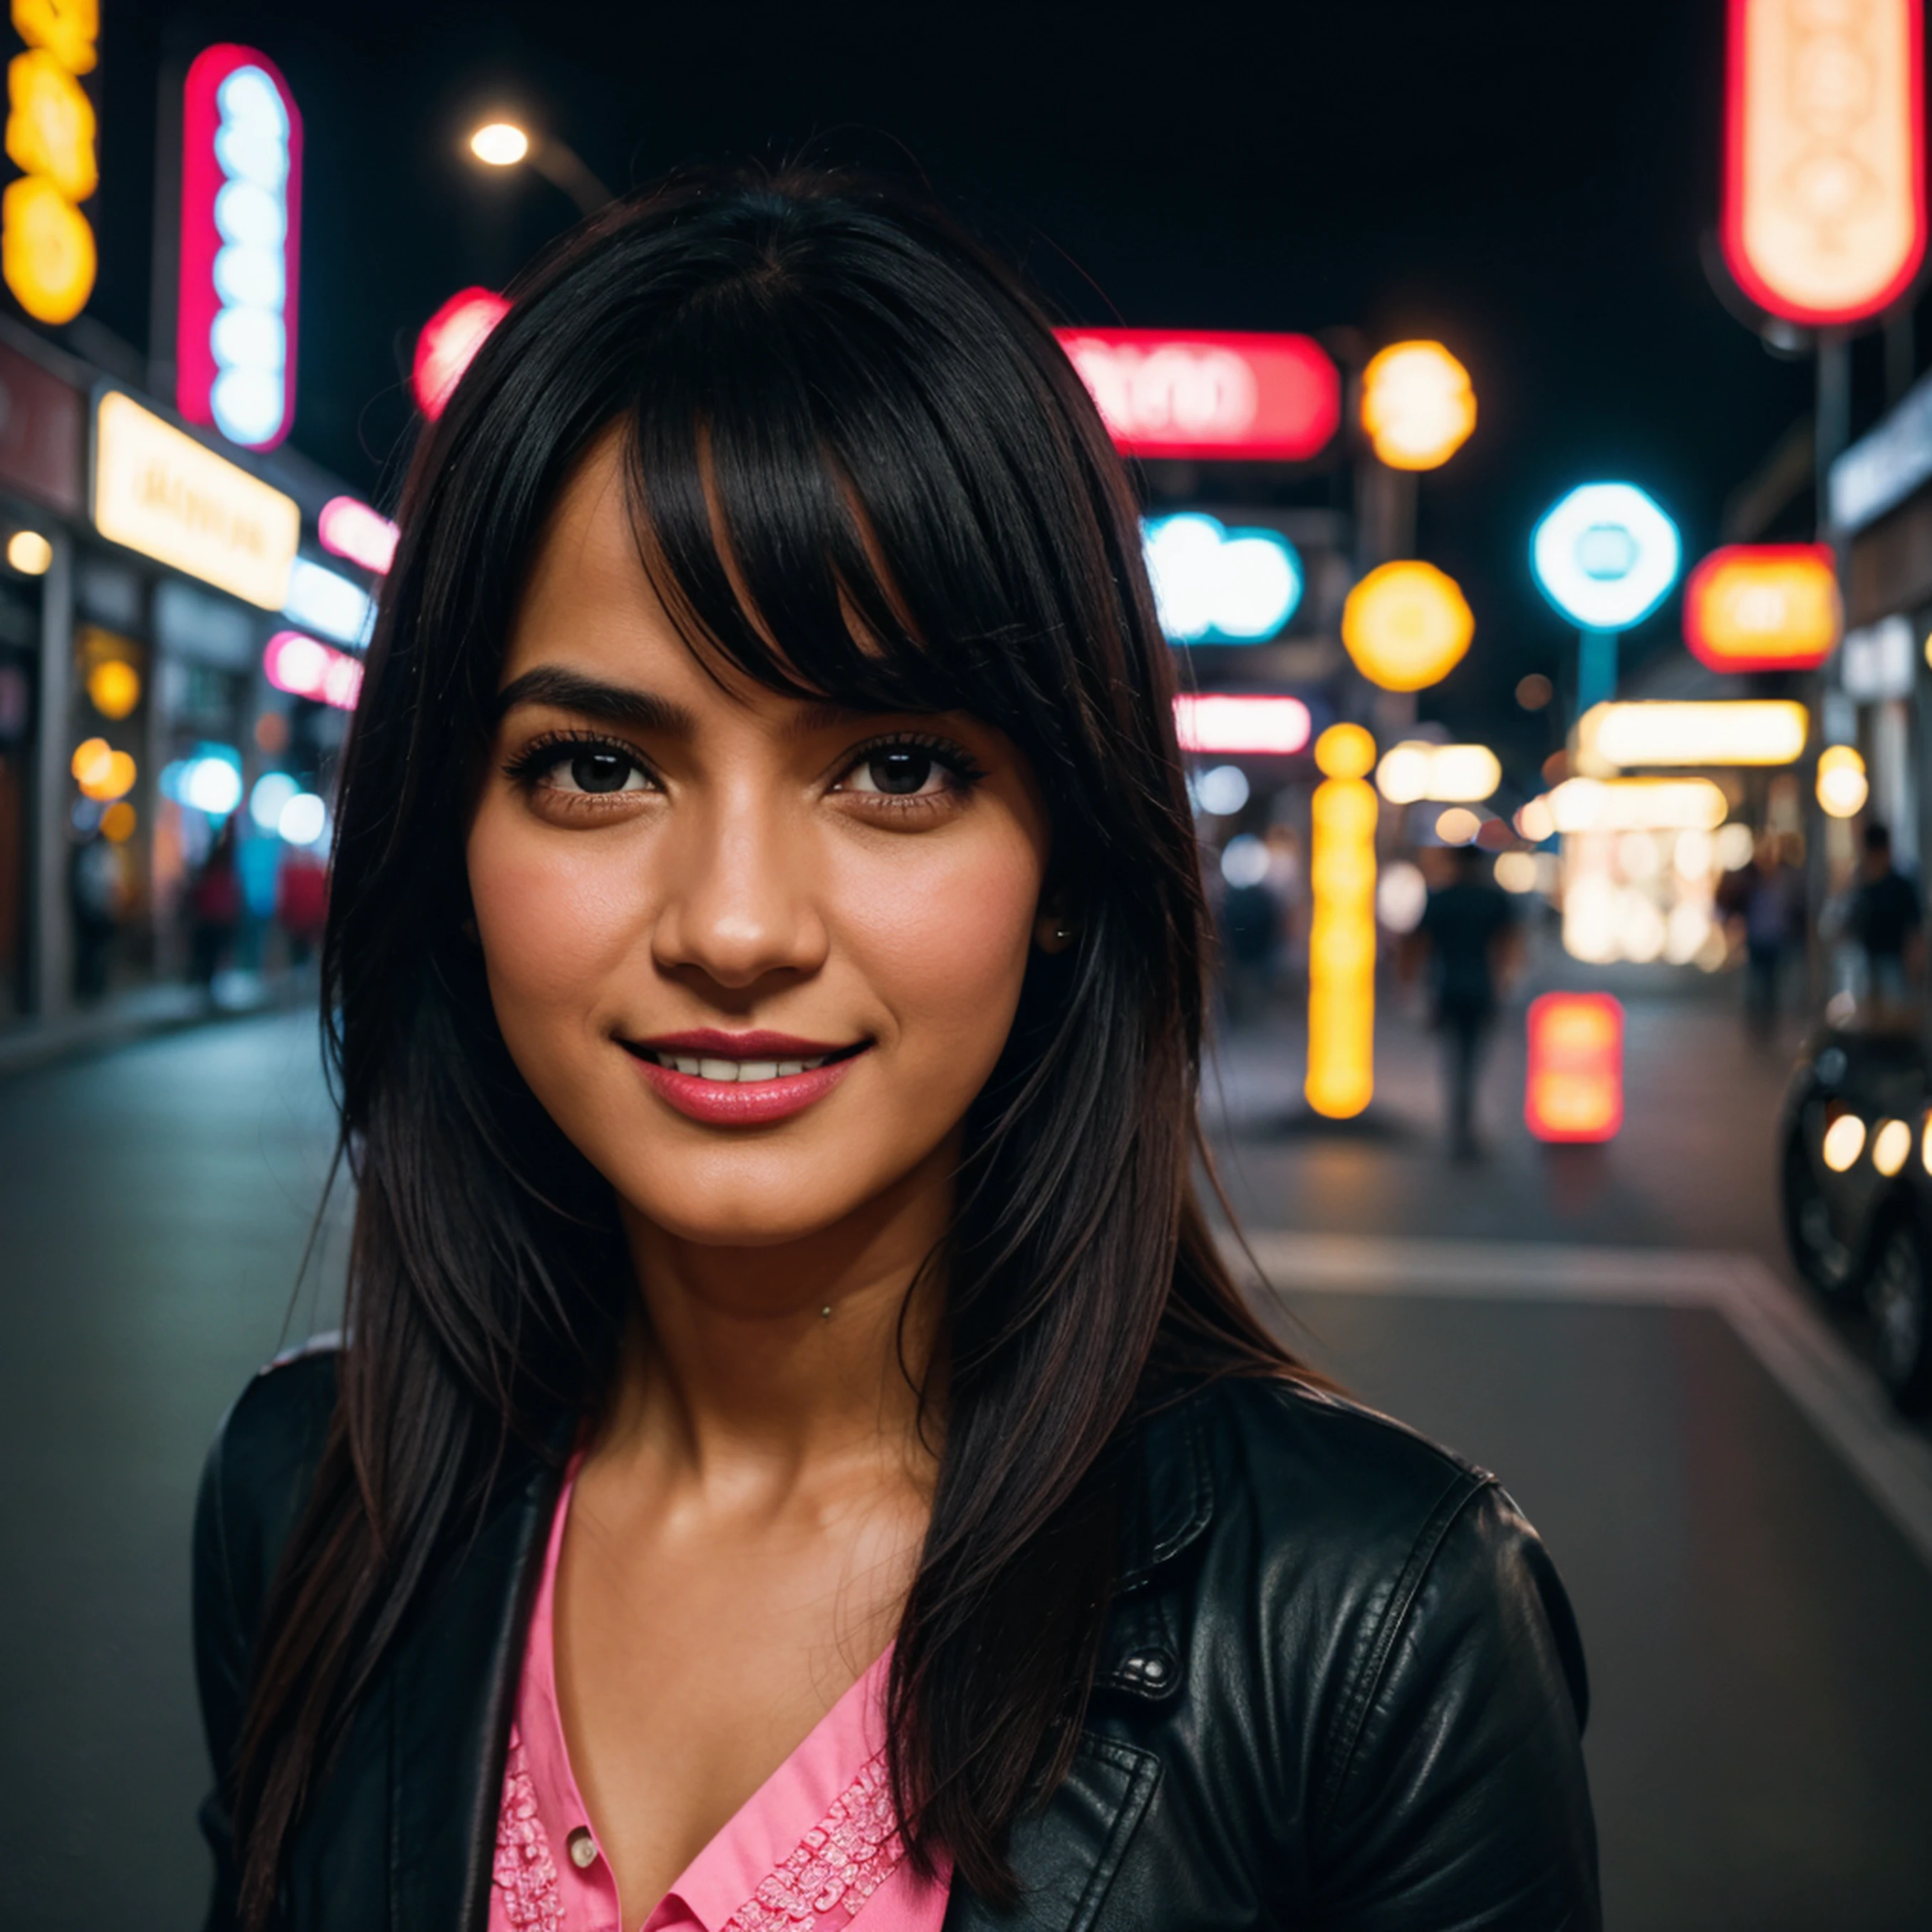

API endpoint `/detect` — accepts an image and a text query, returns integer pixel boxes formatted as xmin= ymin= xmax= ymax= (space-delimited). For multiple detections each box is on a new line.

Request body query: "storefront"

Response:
xmin=0 ymin=313 xmax=375 ymax=1024
xmin=1829 ymin=370 xmax=1932 ymax=893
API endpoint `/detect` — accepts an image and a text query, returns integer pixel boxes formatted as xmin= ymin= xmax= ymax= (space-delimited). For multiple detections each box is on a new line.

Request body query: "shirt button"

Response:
xmin=567 ymin=1827 xmax=598 ymax=1869
xmin=1142 ymin=1655 xmax=1168 ymax=1682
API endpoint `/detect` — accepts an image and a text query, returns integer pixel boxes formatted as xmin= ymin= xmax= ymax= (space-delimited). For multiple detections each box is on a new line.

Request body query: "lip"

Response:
xmin=620 ymin=1031 xmax=871 ymax=1127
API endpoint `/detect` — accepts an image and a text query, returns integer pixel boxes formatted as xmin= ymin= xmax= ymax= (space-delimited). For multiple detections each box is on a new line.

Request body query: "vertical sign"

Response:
xmin=1 ymin=0 xmax=100 ymax=323
xmin=1525 ymin=993 xmax=1624 ymax=1143
xmin=1723 ymin=0 xmax=1926 ymax=326
xmin=1305 ymin=724 xmax=1378 ymax=1120
xmin=177 ymin=45 xmax=301 ymax=450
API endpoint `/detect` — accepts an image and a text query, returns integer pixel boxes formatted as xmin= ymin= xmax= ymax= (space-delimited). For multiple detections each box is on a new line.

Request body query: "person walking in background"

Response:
xmin=1847 ymin=822 xmax=1923 ymax=1012
xmin=187 ymin=817 xmax=242 ymax=990
xmin=1403 ymin=843 xmax=1520 ymax=1158
xmin=274 ymin=840 xmax=328 ymax=970
xmin=1718 ymin=831 xmax=1806 ymax=1038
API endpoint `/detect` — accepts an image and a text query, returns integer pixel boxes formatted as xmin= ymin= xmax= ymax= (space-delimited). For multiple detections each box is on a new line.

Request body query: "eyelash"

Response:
xmin=502 ymin=729 xmax=987 ymax=806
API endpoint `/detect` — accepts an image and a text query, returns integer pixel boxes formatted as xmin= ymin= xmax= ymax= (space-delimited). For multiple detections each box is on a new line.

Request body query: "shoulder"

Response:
xmin=196 ymin=1336 xmax=341 ymax=1629
xmin=1148 ymin=1376 xmax=1586 ymax=1722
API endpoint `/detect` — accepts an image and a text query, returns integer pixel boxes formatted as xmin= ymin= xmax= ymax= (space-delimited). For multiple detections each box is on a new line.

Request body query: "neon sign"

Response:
xmin=1306 ymin=724 xmax=1377 ymax=1120
xmin=92 ymin=391 xmax=299 ymax=608
xmin=1057 ymin=328 xmax=1339 ymax=462
xmin=1723 ymin=0 xmax=1924 ymax=327
xmin=264 ymin=628 xmax=362 ymax=710
xmin=177 ymin=46 xmax=301 ymax=450
xmin=1341 ymin=561 xmax=1474 ymax=693
xmin=1173 ymin=693 xmax=1311 ymax=755
xmin=1682 ymin=544 xmax=1839 ymax=672
xmin=413 ymin=286 xmax=509 ymax=419
xmin=1531 ymin=482 xmax=1680 ymax=633
xmin=1 ymin=0 xmax=98 ymax=324
xmin=1143 ymin=514 xmax=1301 ymax=643
xmin=318 ymin=495 xmax=398 ymax=574
xmin=1525 ymin=993 xmax=1623 ymax=1143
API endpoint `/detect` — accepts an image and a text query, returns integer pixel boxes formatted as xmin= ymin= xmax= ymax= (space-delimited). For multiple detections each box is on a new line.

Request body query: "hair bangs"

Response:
xmin=616 ymin=277 xmax=1071 ymax=739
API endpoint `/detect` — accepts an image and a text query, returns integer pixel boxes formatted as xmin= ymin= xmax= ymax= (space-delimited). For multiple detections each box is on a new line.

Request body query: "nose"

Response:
xmin=650 ymin=784 xmax=830 ymax=993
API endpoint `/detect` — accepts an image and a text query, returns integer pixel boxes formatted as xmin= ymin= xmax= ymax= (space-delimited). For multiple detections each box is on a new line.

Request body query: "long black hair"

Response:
xmin=233 ymin=166 xmax=1301 ymax=1921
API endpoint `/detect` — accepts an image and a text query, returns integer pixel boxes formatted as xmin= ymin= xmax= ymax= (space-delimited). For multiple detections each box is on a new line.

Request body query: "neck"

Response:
xmin=606 ymin=1138 xmax=955 ymax=1486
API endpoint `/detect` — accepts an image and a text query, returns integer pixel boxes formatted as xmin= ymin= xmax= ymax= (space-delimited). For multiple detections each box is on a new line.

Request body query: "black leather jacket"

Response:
xmin=195 ymin=1345 xmax=1599 ymax=1930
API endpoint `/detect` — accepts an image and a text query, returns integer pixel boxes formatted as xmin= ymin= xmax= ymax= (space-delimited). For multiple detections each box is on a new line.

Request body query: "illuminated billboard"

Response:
xmin=1723 ymin=0 xmax=1925 ymax=326
xmin=1682 ymin=544 xmax=1840 ymax=672
xmin=1057 ymin=328 xmax=1339 ymax=462
xmin=177 ymin=46 xmax=301 ymax=450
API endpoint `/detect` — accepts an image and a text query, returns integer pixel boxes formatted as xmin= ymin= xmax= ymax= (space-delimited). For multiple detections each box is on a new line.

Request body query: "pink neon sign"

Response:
xmin=264 ymin=629 xmax=363 ymax=711
xmin=1173 ymin=693 xmax=1312 ymax=754
xmin=318 ymin=496 xmax=398 ymax=575
xmin=177 ymin=46 xmax=302 ymax=450
xmin=1058 ymin=329 xmax=1339 ymax=462
xmin=412 ymin=287 xmax=509 ymax=420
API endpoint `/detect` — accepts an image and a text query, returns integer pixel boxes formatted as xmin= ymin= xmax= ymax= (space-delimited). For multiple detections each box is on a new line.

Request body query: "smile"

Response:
xmin=620 ymin=1032 xmax=871 ymax=1126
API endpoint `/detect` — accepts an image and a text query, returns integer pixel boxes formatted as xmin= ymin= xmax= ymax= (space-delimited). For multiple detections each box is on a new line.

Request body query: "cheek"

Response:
xmin=465 ymin=802 xmax=645 ymax=1022
xmin=836 ymin=824 xmax=1042 ymax=1059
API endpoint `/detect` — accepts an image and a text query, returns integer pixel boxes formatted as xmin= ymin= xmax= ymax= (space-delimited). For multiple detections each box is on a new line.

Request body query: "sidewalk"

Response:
xmin=0 ymin=970 xmax=313 ymax=1080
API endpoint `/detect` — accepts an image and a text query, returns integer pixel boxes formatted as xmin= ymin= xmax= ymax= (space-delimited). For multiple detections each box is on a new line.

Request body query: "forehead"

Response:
xmin=504 ymin=435 xmax=762 ymax=707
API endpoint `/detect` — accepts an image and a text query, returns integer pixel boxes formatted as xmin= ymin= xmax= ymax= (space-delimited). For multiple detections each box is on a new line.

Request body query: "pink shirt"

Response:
xmin=489 ymin=1460 xmax=952 ymax=1932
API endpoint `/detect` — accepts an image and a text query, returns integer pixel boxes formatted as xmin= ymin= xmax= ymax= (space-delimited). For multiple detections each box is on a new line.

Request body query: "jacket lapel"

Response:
xmin=387 ymin=1437 xmax=568 ymax=1931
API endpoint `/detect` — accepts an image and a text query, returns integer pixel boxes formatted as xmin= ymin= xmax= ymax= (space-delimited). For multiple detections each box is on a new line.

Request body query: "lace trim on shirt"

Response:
xmin=720 ymin=1755 xmax=907 ymax=1932
xmin=494 ymin=1728 xmax=567 ymax=1931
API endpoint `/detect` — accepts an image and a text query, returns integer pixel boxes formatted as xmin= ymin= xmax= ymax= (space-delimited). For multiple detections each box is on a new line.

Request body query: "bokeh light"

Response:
xmin=1359 ymin=341 xmax=1475 ymax=469
xmin=1341 ymin=561 xmax=1474 ymax=692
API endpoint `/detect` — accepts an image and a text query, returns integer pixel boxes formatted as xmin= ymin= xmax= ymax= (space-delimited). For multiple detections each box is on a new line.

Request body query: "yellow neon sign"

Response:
xmin=92 ymin=392 xmax=301 ymax=609
xmin=2 ymin=0 xmax=95 ymax=324
xmin=1306 ymin=724 xmax=1377 ymax=1121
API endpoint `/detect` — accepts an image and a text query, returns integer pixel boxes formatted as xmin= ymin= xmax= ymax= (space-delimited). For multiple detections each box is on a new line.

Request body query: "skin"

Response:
xmin=466 ymin=434 xmax=1063 ymax=1925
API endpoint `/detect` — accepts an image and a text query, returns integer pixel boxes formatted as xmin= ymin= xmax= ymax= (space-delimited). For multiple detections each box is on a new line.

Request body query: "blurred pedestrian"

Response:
xmin=1717 ymin=831 xmax=1804 ymax=1037
xmin=1405 ymin=843 xmax=1520 ymax=1157
xmin=187 ymin=816 xmax=242 ymax=989
xmin=1847 ymin=821 xmax=1923 ymax=1011
xmin=69 ymin=830 xmax=125 ymax=1002
xmin=274 ymin=841 xmax=328 ymax=969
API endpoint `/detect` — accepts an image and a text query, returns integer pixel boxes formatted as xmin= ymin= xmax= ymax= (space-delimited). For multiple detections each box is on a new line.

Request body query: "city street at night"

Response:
xmin=7 ymin=4 xmax=1932 ymax=1928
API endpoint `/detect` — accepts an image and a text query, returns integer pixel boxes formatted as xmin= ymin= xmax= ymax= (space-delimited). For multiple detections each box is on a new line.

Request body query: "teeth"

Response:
xmin=655 ymin=1051 xmax=836 ymax=1081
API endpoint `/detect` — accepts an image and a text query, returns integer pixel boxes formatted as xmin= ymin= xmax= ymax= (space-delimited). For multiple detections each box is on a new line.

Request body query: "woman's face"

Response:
xmin=467 ymin=440 xmax=1054 ymax=1255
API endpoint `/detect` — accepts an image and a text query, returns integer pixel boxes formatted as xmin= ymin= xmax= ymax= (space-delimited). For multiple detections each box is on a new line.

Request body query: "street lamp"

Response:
xmin=1530 ymin=482 xmax=1681 ymax=716
xmin=463 ymin=118 xmax=611 ymax=217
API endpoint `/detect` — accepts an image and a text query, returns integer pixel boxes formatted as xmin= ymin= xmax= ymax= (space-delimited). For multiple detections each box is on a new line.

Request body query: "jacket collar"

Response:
xmin=1116 ymin=1389 xmax=1215 ymax=1590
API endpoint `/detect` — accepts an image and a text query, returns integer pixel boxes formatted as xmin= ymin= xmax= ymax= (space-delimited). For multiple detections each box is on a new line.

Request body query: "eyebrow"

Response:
xmin=494 ymin=667 xmax=697 ymax=736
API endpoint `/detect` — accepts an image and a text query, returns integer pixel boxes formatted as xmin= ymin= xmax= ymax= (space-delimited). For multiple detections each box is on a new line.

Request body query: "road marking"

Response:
xmin=1222 ymin=1230 xmax=1932 ymax=1577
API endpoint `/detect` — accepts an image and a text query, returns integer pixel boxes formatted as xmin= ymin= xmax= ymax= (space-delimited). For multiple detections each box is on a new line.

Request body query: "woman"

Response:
xmin=194 ymin=171 xmax=1597 ymax=1931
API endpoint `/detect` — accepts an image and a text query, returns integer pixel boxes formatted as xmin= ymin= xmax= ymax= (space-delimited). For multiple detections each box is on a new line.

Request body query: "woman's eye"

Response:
xmin=542 ymin=746 xmax=650 ymax=795
xmin=842 ymin=748 xmax=945 ymax=797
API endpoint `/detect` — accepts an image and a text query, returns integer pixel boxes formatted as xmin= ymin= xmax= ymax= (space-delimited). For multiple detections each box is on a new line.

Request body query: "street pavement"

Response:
xmin=1 ymin=987 xmax=1929 ymax=1928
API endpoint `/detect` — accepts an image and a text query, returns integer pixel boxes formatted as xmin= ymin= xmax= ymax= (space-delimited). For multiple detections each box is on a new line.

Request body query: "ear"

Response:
xmin=1033 ymin=908 xmax=1076 ymax=955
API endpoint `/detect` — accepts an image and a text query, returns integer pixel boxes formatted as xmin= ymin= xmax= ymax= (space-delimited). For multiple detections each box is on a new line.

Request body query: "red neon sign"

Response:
xmin=1058 ymin=328 xmax=1339 ymax=462
xmin=264 ymin=629 xmax=362 ymax=711
xmin=1722 ymin=0 xmax=1926 ymax=327
xmin=177 ymin=46 xmax=302 ymax=450
xmin=1173 ymin=693 xmax=1312 ymax=755
xmin=1683 ymin=544 xmax=1840 ymax=672
xmin=1525 ymin=993 xmax=1624 ymax=1143
xmin=412 ymin=287 xmax=510 ymax=420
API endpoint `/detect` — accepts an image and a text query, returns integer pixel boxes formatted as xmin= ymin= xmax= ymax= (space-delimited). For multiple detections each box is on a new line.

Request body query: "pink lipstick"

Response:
xmin=623 ymin=1029 xmax=870 ymax=1126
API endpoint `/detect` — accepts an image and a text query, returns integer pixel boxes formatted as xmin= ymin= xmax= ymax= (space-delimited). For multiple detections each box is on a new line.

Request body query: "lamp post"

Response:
xmin=466 ymin=120 xmax=611 ymax=217
xmin=1530 ymin=483 xmax=1681 ymax=720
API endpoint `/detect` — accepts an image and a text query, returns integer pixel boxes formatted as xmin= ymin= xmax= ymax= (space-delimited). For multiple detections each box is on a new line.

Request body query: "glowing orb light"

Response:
xmin=1816 ymin=744 xmax=1869 ymax=819
xmin=1341 ymin=561 xmax=1474 ymax=692
xmin=1532 ymin=483 xmax=1680 ymax=633
xmin=1360 ymin=341 xmax=1476 ymax=470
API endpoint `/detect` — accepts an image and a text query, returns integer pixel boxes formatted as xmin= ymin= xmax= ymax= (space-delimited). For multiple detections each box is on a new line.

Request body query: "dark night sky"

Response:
xmin=85 ymin=1 xmax=1889 ymax=764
